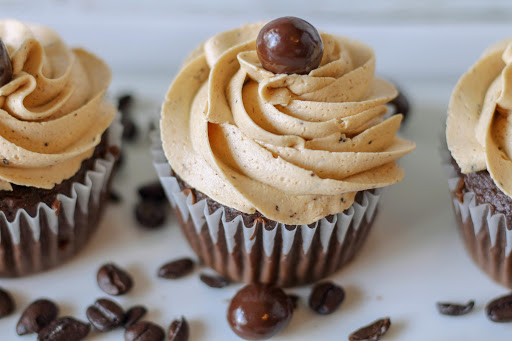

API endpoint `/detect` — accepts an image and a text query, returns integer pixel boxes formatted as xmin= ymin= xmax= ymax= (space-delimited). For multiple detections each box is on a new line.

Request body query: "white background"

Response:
xmin=0 ymin=1 xmax=512 ymax=340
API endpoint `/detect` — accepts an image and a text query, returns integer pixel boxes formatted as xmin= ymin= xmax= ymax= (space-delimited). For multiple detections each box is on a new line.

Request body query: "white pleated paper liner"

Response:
xmin=0 ymin=114 xmax=123 ymax=277
xmin=152 ymin=131 xmax=382 ymax=287
xmin=442 ymin=147 xmax=512 ymax=289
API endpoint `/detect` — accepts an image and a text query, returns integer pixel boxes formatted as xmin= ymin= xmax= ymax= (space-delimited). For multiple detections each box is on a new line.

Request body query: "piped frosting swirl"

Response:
xmin=447 ymin=39 xmax=512 ymax=198
xmin=161 ymin=23 xmax=415 ymax=224
xmin=0 ymin=19 xmax=116 ymax=190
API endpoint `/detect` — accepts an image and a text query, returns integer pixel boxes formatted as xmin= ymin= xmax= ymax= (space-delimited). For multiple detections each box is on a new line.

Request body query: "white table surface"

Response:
xmin=0 ymin=7 xmax=512 ymax=340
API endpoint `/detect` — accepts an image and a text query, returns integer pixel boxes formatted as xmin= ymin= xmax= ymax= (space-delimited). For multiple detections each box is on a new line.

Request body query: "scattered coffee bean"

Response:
xmin=118 ymin=94 xmax=134 ymax=114
xmin=158 ymin=258 xmax=195 ymax=279
xmin=97 ymin=263 xmax=133 ymax=296
xmin=135 ymin=201 xmax=167 ymax=228
xmin=122 ymin=117 xmax=138 ymax=141
xmin=37 ymin=317 xmax=90 ymax=341
xmin=138 ymin=181 xmax=166 ymax=203
xmin=0 ymin=287 xmax=15 ymax=318
xmin=125 ymin=321 xmax=165 ymax=341
xmin=349 ymin=317 xmax=391 ymax=341
xmin=124 ymin=306 xmax=148 ymax=328
xmin=199 ymin=273 xmax=231 ymax=288
xmin=0 ymin=38 xmax=13 ymax=87
xmin=110 ymin=191 xmax=122 ymax=203
xmin=389 ymin=91 xmax=410 ymax=122
xmin=436 ymin=300 xmax=475 ymax=316
xmin=486 ymin=294 xmax=512 ymax=322
xmin=308 ymin=281 xmax=345 ymax=315
xmin=17 ymin=299 xmax=59 ymax=335
xmin=169 ymin=316 xmax=189 ymax=341
xmin=288 ymin=294 xmax=300 ymax=310
xmin=228 ymin=283 xmax=293 ymax=340
xmin=257 ymin=17 xmax=323 ymax=75
xmin=86 ymin=298 xmax=125 ymax=332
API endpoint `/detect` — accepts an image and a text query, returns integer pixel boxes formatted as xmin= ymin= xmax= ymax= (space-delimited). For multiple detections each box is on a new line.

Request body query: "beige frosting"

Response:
xmin=161 ymin=23 xmax=415 ymax=224
xmin=447 ymin=38 xmax=512 ymax=198
xmin=0 ymin=19 xmax=116 ymax=191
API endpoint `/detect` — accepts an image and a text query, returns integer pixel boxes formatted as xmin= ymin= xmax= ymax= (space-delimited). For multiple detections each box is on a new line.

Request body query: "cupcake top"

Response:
xmin=0 ymin=19 xmax=116 ymax=191
xmin=447 ymin=38 xmax=512 ymax=198
xmin=161 ymin=20 xmax=415 ymax=225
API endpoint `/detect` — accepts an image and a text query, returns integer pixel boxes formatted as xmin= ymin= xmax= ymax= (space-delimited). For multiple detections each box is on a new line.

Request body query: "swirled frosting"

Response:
xmin=161 ymin=23 xmax=415 ymax=224
xmin=447 ymin=39 xmax=512 ymax=198
xmin=0 ymin=19 xmax=116 ymax=191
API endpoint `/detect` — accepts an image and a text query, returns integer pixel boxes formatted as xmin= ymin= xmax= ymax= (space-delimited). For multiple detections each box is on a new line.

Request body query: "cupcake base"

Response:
xmin=447 ymin=156 xmax=512 ymax=289
xmin=174 ymin=186 xmax=377 ymax=287
xmin=0 ymin=117 xmax=122 ymax=277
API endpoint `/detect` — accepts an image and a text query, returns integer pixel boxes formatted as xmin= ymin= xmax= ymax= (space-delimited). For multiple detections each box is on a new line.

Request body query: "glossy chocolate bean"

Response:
xmin=0 ymin=288 xmax=15 ymax=318
xmin=199 ymin=273 xmax=231 ymax=288
xmin=308 ymin=281 xmax=345 ymax=315
xmin=158 ymin=258 xmax=195 ymax=279
xmin=0 ymin=38 xmax=12 ymax=87
xmin=124 ymin=321 xmax=165 ymax=341
xmin=97 ymin=263 xmax=133 ymax=296
xmin=349 ymin=318 xmax=391 ymax=341
xmin=486 ymin=294 xmax=512 ymax=322
xmin=257 ymin=16 xmax=323 ymax=75
xmin=124 ymin=306 xmax=148 ymax=328
xmin=17 ymin=299 xmax=59 ymax=335
xmin=86 ymin=298 xmax=125 ymax=332
xmin=436 ymin=300 xmax=474 ymax=316
xmin=37 ymin=317 xmax=90 ymax=341
xmin=168 ymin=316 xmax=189 ymax=341
xmin=227 ymin=283 xmax=293 ymax=340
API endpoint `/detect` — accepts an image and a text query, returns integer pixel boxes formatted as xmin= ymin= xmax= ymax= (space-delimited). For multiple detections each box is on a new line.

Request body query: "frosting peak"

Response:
xmin=0 ymin=19 xmax=116 ymax=190
xmin=162 ymin=23 xmax=415 ymax=224
xmin=448 ymin=39 xmax=512 ymax=198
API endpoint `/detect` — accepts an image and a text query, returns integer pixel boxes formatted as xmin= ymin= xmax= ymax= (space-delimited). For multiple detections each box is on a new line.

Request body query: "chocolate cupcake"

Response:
xmin=155 ymin=17 xmax=414 ymax=287
xmin=0 ymin=20 xmax=121 ymax=277
xmin=446 ymin=38 xmax=512 ymax=288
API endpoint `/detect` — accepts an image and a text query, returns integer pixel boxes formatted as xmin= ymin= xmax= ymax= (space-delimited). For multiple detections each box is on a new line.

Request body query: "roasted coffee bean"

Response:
xmin=110 ymin=191 xmax=122 ymax=203
xmin=389 ymin=91 xmax=410 ymax=122
xmin=37 ymin=317 xmax=90 ymax=341
xmin=124 ymin=306 xmax=148 ymax=328
xmin=257 ymin=17 xmax=323 ymax=75
xmin=138 ymin=181 xmax=166 ymax=203
xmin=486 ymin=294 xmax=512 ymax=322
xmin=0 ymin=38 xmax=13 ymax=87
xmin=169 ymin=316 xmax=189 ymax=341
xmin=86 ymin=298 xmax=125 ymax=332
xmin=349 ymin=317 xmax=391 ymax=341
xmin=97 ymin=263 xmax=133 ymax=296
xmin=122 ymin=117 xmax=138 ymax=141
xmin=0 ymin=287 xmax=14 ymax=318
xmin=308 ymin=281 xmax=345 ymax=315
xmin=436 ymin=300 xmax=475 ymax=316
xmin=135 ymin=201 xmax=167 ymax=228
xmin=288 ymin=294 xmax=300 ymax=310
xmin=124 ymin=321 xmax=165 ymax=341
xmin=228 ymin=283 xmax=293 ymax=340
xmin=118 ymin=94 xmax=134 ymax=114
xmin=17 ymin=299 xmax=59 ymax=335
xmin=199 ymin=273 xmax=231 ymax=288
xmin=158 ymin=258 xmax=195 ymax=279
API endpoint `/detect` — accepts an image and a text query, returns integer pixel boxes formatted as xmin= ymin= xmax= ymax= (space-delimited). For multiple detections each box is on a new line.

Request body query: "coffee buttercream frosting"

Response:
xmin=0 ymin=19 xmax=116 ymax=191
xmin=447 ymin=38 xmax=512 ymax=198
xmin=161 ymin=23 xmax=415 ymax=224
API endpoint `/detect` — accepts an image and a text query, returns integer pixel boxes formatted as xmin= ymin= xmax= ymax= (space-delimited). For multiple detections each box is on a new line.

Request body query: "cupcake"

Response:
xmin=155 ymin=17 xmax=415 ymax=287
xmin=446 ymin=38 xmax=512 ymax=288
xmin=0 ymin=19 xmax=121 ymax=277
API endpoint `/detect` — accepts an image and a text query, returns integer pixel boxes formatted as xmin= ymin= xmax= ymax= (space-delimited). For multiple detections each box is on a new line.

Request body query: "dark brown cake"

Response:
xmin=172 ymin=171 xmax=376 ymax=287
xmin=450 ymin=157 xmax=512 ymax=288
xmin=0 ymin=134 xmax=119 ymax=277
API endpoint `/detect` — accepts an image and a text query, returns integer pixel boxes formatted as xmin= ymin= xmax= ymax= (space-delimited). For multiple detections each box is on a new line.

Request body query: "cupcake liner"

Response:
xmin=0 ymin=114 xmax=123 ymax=277
xmin=152 ymin=132 xmax=382 ymax=287
xmin=442 ymin=147 xmax=512 ymax=288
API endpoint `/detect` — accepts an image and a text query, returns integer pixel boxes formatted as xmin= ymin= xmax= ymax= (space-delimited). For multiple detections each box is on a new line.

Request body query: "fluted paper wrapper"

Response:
xmin=152 ymin=132 xmax=381 ymax=287
xmin=0 ymin=115 xmax=122 ymax=277
xmin=443 ymin=148 xmax=512 ymax=289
